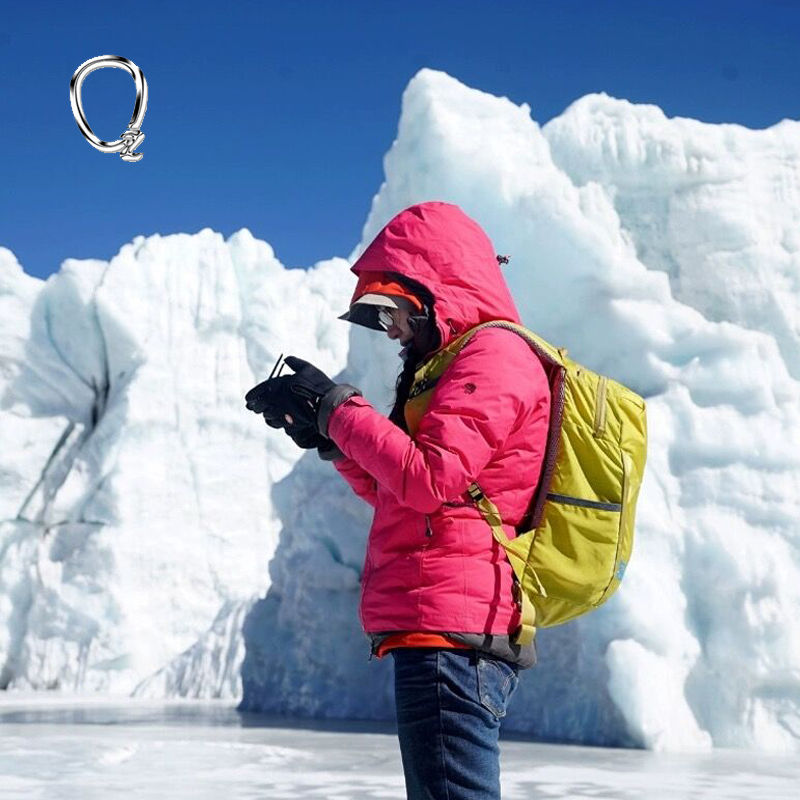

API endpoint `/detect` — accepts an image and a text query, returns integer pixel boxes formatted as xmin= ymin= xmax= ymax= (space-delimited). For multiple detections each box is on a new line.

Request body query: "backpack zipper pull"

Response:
xmin=425 ymin=515 xmax=433 ymax=537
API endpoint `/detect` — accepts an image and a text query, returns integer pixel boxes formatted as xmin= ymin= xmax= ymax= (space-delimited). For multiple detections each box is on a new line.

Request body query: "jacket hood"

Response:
xmin=348 ymin=202 xmax=521 ymax=355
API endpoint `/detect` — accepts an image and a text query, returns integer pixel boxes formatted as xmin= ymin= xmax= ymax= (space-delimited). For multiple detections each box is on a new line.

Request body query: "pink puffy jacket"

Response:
xmin=327 ymin=202 xmax=551 ymax=636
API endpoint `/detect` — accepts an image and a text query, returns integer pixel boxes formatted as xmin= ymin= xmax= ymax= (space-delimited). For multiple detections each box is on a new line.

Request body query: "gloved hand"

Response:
xmin=263 ymin=411 xmax=344 ymax=459
xmin=264 ymin=413 xmax=317 ymax=447
xmin=284 ymin=355 xmax=338 ymax=424
xmin=261 ymin=394 xmax=318 ymax=443
xmin=246 ymin=354 xmax=362 ymax=442
xmin=246 ymin=356 xmax=335 ymax=429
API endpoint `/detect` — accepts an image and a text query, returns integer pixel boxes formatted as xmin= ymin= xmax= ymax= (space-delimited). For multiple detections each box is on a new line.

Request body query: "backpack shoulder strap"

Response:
xmin=447 ymin=320 xmax=564 ymax=648
xmin=466 ymin=482 xmax=541 ymax=647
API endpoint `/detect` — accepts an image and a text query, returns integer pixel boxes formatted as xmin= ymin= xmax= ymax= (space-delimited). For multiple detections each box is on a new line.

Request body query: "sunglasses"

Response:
xmin=376 ymin=306 xmax=397 ymax=330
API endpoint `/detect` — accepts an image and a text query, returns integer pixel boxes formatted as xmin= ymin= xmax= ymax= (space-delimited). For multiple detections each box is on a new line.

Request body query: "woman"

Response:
xmin=246 ymin=201 xmax=551 ymax=799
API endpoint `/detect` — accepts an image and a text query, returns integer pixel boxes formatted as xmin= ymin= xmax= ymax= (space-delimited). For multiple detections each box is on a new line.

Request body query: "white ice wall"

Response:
xmin=0 ymin=231 xmax=353 ymax=695
xmin=242 ymin=70 xmax=800 ymax=752
xmin=2 ymin=69 xmax=799 ymax=752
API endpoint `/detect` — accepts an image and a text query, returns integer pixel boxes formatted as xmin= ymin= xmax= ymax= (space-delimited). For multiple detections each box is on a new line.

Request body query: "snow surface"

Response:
xmin=0 ymin=698 xmax=797 ymax=800
xmin=2 ymin=68 xmax=799 ymax=753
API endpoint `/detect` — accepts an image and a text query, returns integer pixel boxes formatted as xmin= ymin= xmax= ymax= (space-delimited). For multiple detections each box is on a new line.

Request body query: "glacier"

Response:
xmin=0 ymin=233 xmax=354 ymax=696
xmin=1 ymin=68 xmax=799 ymax=753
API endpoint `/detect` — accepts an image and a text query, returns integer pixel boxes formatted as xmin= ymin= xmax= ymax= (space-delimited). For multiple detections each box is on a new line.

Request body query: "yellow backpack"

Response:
xmin=404 ymin=321 xmax=648 ymax=646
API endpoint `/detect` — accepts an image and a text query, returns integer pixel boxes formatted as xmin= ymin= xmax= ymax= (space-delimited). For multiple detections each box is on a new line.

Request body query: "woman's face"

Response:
xmin=381 ymin=304 xmax=415 ymax=347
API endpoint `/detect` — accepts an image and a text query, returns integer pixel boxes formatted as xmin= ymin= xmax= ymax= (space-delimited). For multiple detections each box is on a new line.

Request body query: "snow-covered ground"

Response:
xmin=1 ymin=67 xmax=799 ymax=753
xmin=0 ymin=697 xmax=797 ymax=800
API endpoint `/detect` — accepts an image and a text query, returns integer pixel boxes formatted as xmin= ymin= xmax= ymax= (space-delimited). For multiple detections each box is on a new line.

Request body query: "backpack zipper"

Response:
xmin=593 ymin=375 xmax=608 ymax=438
xmin=546 ymin=492 xmax=621 ymax=512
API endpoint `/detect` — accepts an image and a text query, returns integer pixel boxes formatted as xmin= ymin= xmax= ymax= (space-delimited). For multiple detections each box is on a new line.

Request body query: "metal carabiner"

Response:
xmin=69 ymin=55 xmax=148 ymax=162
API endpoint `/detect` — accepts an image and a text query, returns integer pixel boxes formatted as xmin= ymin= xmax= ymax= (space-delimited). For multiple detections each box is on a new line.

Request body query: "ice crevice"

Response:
xmin=14 ymin=261 xmax=117 ymax=527
xmin=0 ymin=256 xmax=140 ymax=692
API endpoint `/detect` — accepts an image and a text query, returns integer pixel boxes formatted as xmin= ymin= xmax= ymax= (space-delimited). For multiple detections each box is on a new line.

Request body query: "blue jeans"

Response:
xmin=391 ymin=647 xmax=520 ymax=800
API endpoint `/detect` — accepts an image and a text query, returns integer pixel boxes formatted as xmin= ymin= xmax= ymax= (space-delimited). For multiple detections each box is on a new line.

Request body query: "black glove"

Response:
xmin=246 ymin=355 xmax=361 ymax=455
xmin=262 ymin=409 xmax=287 ymax=429
xmin=260 ymin=404 xmax=316 ymax=445
xmin=263 ymin=410 xmax=343 ymax=459
xmin=283 ymin=419 xmax=323 ymax=449
xmin=284 ymin=355 xmax=339 ymax=424
xmin=246 ymin=355 xmax=337 ymax=431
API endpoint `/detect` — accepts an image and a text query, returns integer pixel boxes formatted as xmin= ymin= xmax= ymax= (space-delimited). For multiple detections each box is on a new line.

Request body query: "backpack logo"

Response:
xmin=464 ymin=382 xmax=476 ymax=394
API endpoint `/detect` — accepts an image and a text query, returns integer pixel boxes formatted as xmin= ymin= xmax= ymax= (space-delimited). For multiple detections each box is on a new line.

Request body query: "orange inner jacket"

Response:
xmin=375 ymin=633 xmax=472 ymax=659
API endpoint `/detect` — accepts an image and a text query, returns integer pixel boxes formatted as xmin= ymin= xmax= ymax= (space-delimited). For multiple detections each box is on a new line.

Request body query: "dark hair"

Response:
xmin=387 ymin=357 xmax=417 ymax=432
xmin=384 ymin=273 xmax=440 ymax=432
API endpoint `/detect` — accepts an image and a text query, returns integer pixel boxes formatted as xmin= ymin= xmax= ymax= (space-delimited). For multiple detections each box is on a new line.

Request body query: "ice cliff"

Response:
xmin=0 ymin=232 xmax=353 ymax=696
xmin=2 ymin=69 xmax=799 ymax=752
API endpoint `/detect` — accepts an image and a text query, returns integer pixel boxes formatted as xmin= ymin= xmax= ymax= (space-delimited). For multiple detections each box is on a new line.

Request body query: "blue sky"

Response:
xmin=1 ymin=0 xmax=798 ymax=280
